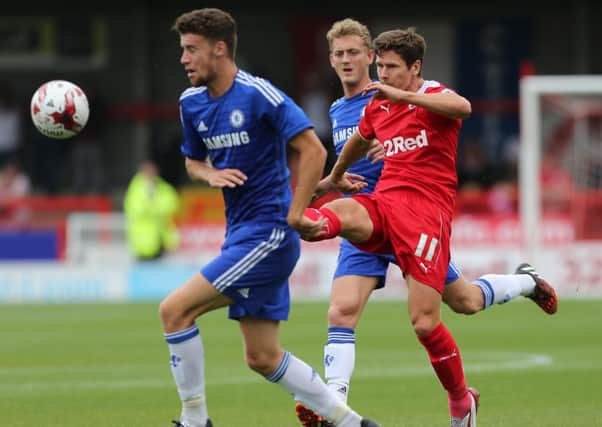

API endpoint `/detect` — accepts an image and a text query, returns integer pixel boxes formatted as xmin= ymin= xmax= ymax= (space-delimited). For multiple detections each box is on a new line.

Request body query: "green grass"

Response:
xmin=1 ymin=299 xmax=601 ymax=426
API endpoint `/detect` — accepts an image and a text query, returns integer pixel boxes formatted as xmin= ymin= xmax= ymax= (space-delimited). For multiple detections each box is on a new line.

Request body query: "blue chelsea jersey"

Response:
xmin=179 ymin=69 xmax=313 ymax=229
xmin=329 ymin=91 xmax=382 ymax=193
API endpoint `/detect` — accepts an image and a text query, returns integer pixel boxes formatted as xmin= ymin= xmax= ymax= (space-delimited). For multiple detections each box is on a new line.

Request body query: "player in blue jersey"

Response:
xmin=159 ymin=9 xmax=381 ymax=427
xmin=295 ymin=18 xmax=558 ymax=427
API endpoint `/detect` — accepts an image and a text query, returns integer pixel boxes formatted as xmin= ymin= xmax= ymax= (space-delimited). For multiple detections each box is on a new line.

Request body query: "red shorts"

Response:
xmin=351 ymin=192 xmax=452 ymax=293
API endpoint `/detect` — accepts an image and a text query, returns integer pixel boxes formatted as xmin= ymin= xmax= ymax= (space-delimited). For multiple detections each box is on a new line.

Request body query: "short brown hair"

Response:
xmin=326 ymin=18 xmax=372 ymax=51
xmin=172 ymin=8 xmax=238 ymax=59
xmin=373 ymin=27 xmax=426 ymax=70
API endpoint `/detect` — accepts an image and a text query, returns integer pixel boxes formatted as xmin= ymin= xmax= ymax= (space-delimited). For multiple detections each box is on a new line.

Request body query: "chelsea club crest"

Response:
xmin=230 ymin=109 xmax=244 ymax=128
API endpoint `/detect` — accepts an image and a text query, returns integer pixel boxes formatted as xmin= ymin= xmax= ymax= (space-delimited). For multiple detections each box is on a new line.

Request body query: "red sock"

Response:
xmin=448 ymin=391 xmax=473 ymax=419
xmin=418 ymin=322 xmax=469 ymax=416
xmin=303 ymin=207 xmax=341 ymax=241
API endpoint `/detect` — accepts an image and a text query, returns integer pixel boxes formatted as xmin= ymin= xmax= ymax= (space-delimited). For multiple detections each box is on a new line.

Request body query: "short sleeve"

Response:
xmin=179 ymin=103 xmax=207 ymax=160
xmin=256 ymin=82 xmax=313 ymax=143
xmin=357 ymin=104 xmax=375 ymax=141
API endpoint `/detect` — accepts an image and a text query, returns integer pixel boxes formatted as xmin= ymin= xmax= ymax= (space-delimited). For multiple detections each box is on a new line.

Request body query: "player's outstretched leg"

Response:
xmin=268 ymin=351 xmax=380 ymax=427
xmin=295 ymin=402 xmax=334 ymax=427
xmin=171 ymin=419 xmax=213 ymax=427
xmin=515 ymin=263 xmax=558 ymax=314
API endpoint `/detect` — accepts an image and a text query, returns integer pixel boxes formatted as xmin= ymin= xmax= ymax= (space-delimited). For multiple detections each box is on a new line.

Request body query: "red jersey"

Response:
xmin=358 ymin=80 xmax=462 ymax=218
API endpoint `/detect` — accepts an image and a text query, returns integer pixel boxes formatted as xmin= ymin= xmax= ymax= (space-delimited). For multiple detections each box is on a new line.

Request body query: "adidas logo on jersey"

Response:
xmin=197 ymin=121 xmax=208 ymax=132
xmin=238 ymin=288 xmax=250 ymax=298
xmin=382 ymin=129 xmax=428 ymax=156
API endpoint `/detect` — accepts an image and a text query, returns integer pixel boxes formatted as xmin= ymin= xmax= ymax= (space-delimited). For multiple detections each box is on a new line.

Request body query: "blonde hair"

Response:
xmin=326 ymin=18 xmax=372 ymax=51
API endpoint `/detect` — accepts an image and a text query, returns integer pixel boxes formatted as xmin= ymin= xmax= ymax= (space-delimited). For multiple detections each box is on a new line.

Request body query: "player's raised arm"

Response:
xmin=362 ymin=81 xmax=471 ymax=120
xmin=184 ymin=157 xmax=247 ymax=188
xmin=396 ymin=88 xmax=471 ymax=120
xmin=286 ymin=128 xmax=327 ymax=231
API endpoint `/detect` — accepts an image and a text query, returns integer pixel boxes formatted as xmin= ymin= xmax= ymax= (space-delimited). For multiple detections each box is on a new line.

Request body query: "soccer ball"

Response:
xmin=30 ymin=80 xmax=90 ymax=139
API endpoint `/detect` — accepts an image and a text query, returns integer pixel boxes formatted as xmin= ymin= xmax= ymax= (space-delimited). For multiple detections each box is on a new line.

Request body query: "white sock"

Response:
xmin=164 ymin=325 xmax=209 ymax=426
xmin=337 ymin=411 xmax=366 ymax=427
xmin=266 ymin=351 xmax=362 ymax=426
xmin=475 ymin=274 xmax=536 ymax=308
xmin=325 ymin=327 xmax=356 ymax=403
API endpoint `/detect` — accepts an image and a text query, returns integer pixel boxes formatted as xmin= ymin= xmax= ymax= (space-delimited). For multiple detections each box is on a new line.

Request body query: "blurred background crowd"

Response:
xmin=1 ymin=2 xmax=601 ymax=247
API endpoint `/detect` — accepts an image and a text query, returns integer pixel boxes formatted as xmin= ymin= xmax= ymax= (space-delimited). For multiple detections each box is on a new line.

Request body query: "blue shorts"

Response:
xmin=446 ymin=260 xmax=462 ymax=284
xmin=201 ymin=223 xmax=299 ymax=321
xmin=333 ymin=239 xmax=462 ymax=288
xmin=333 ymin=240 xmax=394 ymax=289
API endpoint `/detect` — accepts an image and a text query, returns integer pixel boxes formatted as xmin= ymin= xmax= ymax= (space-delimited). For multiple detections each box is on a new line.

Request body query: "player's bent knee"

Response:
xmin=159 ymin=299 xmax=189 ymax=332
xmin=446 ymin=296 xmax=483 ymax=315
xmin=327 ymin=303 xmax=361 ymax=327
xmin=447 ymin=297 xmax=480 ymax=315
xmin=410 ymin=316 xmax=439 ymax=338
xmin=460 ymin=300 xmax=481 ymax=315
xmin=244 ymin=350 xmax=280 ymax=376
xmin=158 ymin=299 xmax=172 ymax=324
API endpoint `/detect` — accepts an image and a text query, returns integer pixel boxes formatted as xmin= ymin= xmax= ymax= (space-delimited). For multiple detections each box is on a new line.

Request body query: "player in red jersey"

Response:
xmin=302 ymin=27 xmax=478 ymax=426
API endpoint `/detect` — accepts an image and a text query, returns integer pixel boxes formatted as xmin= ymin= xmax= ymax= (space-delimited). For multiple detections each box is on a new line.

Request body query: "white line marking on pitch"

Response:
xmin=0 ymin=351 xmax=573 ymax=395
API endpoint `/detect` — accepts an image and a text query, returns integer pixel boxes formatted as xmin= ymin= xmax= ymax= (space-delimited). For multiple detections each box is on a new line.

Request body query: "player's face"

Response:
xmin=375 ymin=50 xmax=420 ymax=91
xmin=329 ymin=35 xmax=373 ymax=87
xmin=179 ymin=33 xmax=218 ymax=87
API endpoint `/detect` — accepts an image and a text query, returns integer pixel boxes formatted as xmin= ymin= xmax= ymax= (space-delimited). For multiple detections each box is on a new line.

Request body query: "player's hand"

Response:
xmin=365 ymin=139 xmax=384 ymax=163
xmin=288 ymin=212 xmax=326 ymax=240
xmin=330 ymin=172 xmax=368 ymax=194
xmin=312 ymin=176 xmax=335 ymax=201
xmin=207 ymin=168 xmax=247 ymax=188
xmin=362 ymin=81 xmax=405 ymax=103
xmin=312 ymin=173 xmax=364 ymax=200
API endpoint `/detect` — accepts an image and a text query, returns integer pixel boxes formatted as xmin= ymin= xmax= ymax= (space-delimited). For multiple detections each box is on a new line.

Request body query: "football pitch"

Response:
xmin=2 ymin=299 xmax=601 ymax=426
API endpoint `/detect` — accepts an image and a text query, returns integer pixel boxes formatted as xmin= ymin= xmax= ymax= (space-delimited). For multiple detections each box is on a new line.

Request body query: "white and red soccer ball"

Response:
xmin=30 ymin=80 xmax=90 ymax=139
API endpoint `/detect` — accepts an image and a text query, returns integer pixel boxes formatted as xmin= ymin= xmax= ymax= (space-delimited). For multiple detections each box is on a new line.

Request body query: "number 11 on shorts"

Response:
xmin=414 ymin=233 xmax=438 ymax=262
